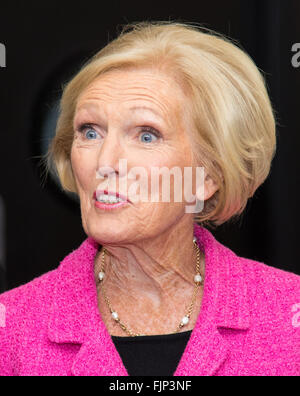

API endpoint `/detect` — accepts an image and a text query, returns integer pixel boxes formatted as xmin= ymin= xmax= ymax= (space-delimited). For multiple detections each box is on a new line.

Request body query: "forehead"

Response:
xmin=76 ymin=68 xmax=186 ymax=117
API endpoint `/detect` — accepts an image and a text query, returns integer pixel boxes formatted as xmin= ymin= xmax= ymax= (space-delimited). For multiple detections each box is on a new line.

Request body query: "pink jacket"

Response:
xmin=0 ymin=223 xmax=299 ymax=376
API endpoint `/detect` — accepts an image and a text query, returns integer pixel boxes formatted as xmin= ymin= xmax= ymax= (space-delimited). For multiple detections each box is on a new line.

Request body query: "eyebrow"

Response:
xmin=128 ymin=106 xmax=164 ymax=120
xmin=76 ymin=103 xmax=164 ymax=120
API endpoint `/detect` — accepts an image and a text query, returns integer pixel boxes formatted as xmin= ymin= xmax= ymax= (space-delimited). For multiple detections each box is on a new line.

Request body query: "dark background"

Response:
xmin=0 ymin=0 xmax=299 ymax=292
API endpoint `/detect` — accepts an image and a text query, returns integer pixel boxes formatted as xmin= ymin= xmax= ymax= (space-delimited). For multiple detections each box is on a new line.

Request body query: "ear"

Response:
xmin=196 ymin=172 xmax=219 ymax=201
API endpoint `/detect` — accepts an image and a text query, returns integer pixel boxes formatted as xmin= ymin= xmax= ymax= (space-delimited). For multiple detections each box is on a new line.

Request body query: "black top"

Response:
xmin=111 ymin=330 xmax=193 ymax=376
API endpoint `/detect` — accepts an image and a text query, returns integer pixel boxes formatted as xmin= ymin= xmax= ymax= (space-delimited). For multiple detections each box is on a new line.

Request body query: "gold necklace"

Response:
xmin=98 ymin=237 xmax=204 ymax=337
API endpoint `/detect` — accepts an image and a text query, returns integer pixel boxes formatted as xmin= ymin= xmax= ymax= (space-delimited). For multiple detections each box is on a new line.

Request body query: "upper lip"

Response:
xmin=94 ymin=190 xmax=131 ymax=203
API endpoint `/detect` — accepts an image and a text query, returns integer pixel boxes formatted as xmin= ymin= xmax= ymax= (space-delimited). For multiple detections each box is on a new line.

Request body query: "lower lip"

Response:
xmin=94 ymin=199 xmax=129 ymax=211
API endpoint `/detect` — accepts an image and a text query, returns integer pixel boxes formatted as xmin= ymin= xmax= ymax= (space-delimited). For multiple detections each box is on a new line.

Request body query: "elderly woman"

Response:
xmin=0 ymin=21 xmax=299 ymax=377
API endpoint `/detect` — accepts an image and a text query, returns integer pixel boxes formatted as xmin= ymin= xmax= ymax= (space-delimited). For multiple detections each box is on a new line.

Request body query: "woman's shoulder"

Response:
xmin=0 ymin=268 xmax=59 ymax=324
xmin=201 ymin=224 xmax=300 ymax=296
xmin=0 ymin=237 xmax=93 ymax=308
xmin=213 ymin=229 xmax=300 ymax=304
xmin=239 ymin=255 xmax=300 ymax=293
xmin=236 ymin=255 xmax=300 ymax=325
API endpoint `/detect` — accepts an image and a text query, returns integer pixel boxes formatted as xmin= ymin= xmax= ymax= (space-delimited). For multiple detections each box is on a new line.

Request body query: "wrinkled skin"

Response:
xmin=71 ymin=68 xmax=219 ymax=336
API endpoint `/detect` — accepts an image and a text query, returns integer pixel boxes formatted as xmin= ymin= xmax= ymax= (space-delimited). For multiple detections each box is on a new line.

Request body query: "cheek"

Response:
xmin=132 ymin=143 xmax=192 ymax=169
xmin=143 ymin=146 xmax=193 ymax=174
xmin=70 ymin=146 xmax=95 ymax=189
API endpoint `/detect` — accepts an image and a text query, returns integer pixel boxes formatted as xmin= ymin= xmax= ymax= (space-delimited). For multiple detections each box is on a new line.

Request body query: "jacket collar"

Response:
xmin=47 ymin=223 xmax=251 ymax=376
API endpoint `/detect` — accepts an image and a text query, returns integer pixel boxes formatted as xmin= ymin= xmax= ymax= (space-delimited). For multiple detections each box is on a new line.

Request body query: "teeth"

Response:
xmin=96 ymin=194 xmax=124 ymax=204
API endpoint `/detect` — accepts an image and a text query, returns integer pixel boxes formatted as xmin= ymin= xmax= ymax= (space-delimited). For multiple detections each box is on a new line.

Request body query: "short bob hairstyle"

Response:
xmin=45 ymin=21 xmax=277 ymax=228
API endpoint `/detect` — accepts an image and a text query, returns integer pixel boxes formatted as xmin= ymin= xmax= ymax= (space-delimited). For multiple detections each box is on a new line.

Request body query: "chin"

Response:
xmin=85 ymin=217 xmax=133 ymax=245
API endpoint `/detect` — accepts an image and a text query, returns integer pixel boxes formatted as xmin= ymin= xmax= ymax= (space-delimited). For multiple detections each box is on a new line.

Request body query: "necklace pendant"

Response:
xmin=99 ymin=271 xmax=105 ymax=281
xmin=194 ymin=274 xmax=203 ymax=284
xmin=112 ymin=311 xmax=119 ymax=321
xmin=181 ymin=316 xmax=190 ymax=326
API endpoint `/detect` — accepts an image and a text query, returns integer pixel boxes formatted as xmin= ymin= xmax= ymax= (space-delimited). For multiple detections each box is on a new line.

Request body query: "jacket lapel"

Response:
xmin=47 ymin=236 xmax=129 ymax=376
xmin=71 ymin=330 xmax=129 ymax=376
xmin=174 ymin=224 xmax=250 ymax=376
xmin=175 ymin=326 xmax=230 ymax=376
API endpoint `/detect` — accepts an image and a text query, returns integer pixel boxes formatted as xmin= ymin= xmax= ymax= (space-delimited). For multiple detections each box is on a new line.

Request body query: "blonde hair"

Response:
xmin=44 ymin=20 xmax=277 ymax=228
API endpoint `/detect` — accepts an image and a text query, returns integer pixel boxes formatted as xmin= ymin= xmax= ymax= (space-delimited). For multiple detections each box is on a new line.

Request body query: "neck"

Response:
xmin=94 ymin=219 xmax=204 ymax=309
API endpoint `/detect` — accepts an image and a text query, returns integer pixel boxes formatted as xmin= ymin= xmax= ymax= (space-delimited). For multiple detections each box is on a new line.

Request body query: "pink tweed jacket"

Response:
xmin=0 ymin=223 xmax=299 ymax=376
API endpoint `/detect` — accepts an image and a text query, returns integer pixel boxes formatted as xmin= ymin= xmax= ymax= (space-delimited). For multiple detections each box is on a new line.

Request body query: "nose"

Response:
xmin=96 ymin=130 xmax=126 ymax=179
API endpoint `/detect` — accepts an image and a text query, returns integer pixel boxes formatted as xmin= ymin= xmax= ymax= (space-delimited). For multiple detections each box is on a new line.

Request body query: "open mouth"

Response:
xmin=93 ymin=190 xmax=130 ymax=209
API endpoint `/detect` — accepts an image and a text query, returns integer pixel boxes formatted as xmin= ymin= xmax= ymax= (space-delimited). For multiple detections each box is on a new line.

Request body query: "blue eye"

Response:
xmin=85 ymin=129 xmax=98 ymax=140
xmin=77 ymin=124 xmax=99 ymax=140
xmin=140 ymin=129 xmax=160 ymax=143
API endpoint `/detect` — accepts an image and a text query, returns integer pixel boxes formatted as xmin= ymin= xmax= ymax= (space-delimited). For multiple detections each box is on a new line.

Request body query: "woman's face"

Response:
xmin=71 ymin=67 xmax=216 ymax=244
